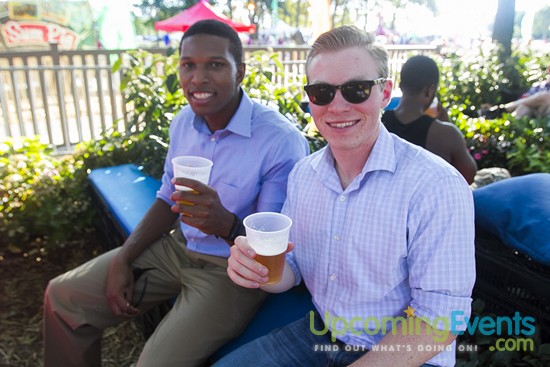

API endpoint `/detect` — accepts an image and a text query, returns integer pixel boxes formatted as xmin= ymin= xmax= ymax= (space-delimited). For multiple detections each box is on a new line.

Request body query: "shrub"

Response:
xmin=240 ymin=49 xmax=325 ymax=152
xmin=505 ymin=115 xmax=550 ymax=174
xmin=0 ymin=137 xmax=93 ymax=255
xmin=456 ymin=114 xmax=511 ymax=170
xmin=438 ymin=45 xmax=548 ymax=117
xmin=436 ymin=45 xmax=550 ymax=174
xmin=455 ymin=112 xmax=550 ymax=175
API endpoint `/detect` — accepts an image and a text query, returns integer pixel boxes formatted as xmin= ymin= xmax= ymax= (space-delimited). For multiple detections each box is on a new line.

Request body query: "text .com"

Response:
xmin=309 ymin=310 xmax=536 ymax=352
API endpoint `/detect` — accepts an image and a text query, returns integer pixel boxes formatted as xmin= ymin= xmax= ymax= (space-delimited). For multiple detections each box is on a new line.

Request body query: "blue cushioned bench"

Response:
xmin=88 ymin=164 xmax=314 ymax=360
xmin=88 ymin=164 xmax=162 ymax=245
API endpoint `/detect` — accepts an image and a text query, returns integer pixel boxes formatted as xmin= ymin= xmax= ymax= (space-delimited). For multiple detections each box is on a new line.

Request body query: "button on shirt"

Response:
xmin=156 ymin=90 xmax=309 ymax=258
xmin=284 ymin=125 xmax=475 ymax=367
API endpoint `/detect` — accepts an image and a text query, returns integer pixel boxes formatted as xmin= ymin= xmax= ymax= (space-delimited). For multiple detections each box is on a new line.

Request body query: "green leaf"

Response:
xmin=112 ymin=56 xmax=123 ymax=72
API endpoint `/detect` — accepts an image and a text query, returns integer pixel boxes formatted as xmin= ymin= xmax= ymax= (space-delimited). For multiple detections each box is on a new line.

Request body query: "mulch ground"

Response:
xmin=0 ymin=237 xmax=144 ymax=367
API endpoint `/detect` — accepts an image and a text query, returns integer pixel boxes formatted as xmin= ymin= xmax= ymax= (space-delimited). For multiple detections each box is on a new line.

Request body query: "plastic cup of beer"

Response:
xmin=172 ymin=156 xmax=213 ymax=205
xmin=243 ymin=212 xmax=292 ymax=285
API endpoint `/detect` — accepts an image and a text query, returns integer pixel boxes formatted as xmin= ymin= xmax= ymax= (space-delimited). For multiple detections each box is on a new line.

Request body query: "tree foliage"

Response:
xmin=532 ymin=6 xmax=550 ymax=39
xmin=134 ymin=0 xmax=222 ymax=33
xmin=277 ymin=0 xmax=309 ymax=28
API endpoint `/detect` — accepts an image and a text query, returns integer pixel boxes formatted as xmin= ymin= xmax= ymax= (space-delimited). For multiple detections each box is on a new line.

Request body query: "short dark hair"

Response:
xmin=179 ymin=19 xmax=243 ymax=64
xmin=399 ymin=55 xmax=439 ymax=94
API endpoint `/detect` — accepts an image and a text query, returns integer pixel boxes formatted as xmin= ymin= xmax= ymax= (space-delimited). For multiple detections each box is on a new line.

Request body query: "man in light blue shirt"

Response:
xmin=43 ymin=20 xmax=308 ymax=367
xmin=221 ymin=26 xmax=475 ymax=367
xmin=156 ymin=79 xmax=309 ymax=258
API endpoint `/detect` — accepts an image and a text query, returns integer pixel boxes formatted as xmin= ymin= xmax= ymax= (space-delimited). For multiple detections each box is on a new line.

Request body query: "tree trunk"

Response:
xmin=492 ymin=0 xmax=515 ymax=57
xmin=227 ymin=0 xmax=232 ymax=18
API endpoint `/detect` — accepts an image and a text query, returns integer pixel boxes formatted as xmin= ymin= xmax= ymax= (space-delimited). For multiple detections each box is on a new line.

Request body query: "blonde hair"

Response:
xmin=306 ymin=26 xmax=389 ymax=81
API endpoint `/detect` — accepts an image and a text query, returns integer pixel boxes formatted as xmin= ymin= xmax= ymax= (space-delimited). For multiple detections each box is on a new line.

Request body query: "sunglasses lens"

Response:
xmin=341 ymin=82 xmax=372 ymax=104
xmin=305 ymin=80 xmax=383 ymax=106
xmin=305 ymin=84 xmax=335 ymax=106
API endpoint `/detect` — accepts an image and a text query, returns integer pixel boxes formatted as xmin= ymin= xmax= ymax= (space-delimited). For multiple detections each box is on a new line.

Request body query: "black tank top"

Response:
xmin=381 ymin=110 xmax=435 ymax=148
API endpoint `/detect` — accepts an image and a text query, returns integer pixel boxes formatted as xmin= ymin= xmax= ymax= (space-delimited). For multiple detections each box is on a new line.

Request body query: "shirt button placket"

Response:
xmin=206 ymin=135 xmax=217 ymax=159
xmin=328 ymin=195 xmax=346 ymax=288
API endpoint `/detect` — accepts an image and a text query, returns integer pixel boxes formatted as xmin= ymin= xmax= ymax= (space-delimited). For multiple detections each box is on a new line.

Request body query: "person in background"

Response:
xmin=216 ymin=26 xmax=475 ymax=367
xmin=382 ymin=55 xmax=477 ymax=184
xmin=424 ymin=95 xmax=450 ymax=121
xmin=502 ymin=65 xmax=550 ymax=118
xmin=43 ymin=19 xmax=309 ymax=367
xmin=481 ymin=65 xmax=550 ymax=119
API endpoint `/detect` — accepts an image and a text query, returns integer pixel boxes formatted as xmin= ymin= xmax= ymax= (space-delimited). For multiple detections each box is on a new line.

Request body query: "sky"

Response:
xmin=432 ymin=0 xmax=550 ymax=39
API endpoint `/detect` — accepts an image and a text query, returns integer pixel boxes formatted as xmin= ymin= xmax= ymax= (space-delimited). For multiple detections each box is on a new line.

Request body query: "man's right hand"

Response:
xmin=227 ymin=236 xmax=295 ymax=290
xmin=227 ymin=236 xmax=270 ymax=288
xmin=105 ymin=253 xmax=139 ymax=317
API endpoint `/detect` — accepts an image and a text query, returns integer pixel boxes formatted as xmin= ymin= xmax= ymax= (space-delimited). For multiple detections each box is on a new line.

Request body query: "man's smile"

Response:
xmin=327 ymin=120 xmax=359 ymax=129
xmin=190 ymin=91 xmax=215 ymax=100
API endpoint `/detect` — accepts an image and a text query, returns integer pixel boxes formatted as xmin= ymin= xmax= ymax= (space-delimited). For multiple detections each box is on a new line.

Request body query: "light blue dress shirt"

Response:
xmin=157 ymin=90 xmax=309 ymax=258
xmin=284 ymin=124 xmax=475 ymax=367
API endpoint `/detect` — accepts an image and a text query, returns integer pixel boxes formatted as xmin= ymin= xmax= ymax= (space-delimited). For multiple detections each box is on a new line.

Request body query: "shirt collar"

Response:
xmin=312 ymin=123 xmax=397 ymax=192
xmin=362 ymin=124 xmax=397 ymax=175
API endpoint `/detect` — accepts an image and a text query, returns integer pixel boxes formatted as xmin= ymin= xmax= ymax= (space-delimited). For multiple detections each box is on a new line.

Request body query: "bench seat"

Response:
xmin=88 ymin=163 xmax=314 ymax=360
xmin=88 ymin=164 xmax=161 ymax=238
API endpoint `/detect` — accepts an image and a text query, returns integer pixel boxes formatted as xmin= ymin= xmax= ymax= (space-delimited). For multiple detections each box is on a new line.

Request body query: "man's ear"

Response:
xmin=424 ymin=84 xmax=437 ymax=99
xmin=236 ymin=63 xmax=246 ymax=84
xmin=381 ymin=79 xmax=394 ymax=108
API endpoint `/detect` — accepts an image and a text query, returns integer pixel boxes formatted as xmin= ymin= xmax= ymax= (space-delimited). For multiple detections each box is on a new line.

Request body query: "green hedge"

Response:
xmin=456 ymin=113 xmax=550 ymax=175
xmin=0 ymin=137 xmax=93 ymax=254
xmin=436 ymin=45 xmax=550 ymax=175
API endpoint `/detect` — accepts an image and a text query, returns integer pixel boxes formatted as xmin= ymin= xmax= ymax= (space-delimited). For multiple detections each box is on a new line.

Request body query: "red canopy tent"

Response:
xmin=154 ymin=0 xmax=256 ymax=33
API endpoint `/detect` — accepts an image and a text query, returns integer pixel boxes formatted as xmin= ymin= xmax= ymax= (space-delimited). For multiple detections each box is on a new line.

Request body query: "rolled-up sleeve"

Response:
xmin=407 ymin=175 xmax=476 ymax=332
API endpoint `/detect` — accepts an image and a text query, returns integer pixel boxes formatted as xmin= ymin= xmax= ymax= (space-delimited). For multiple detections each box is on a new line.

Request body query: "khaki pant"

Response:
xmin=43 ymin=229 xmax=267 ymax=367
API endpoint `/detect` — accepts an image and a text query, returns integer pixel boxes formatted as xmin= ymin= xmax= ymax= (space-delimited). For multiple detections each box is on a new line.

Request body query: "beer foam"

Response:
xmin=249 ymin=236 xmax=287 ymax=256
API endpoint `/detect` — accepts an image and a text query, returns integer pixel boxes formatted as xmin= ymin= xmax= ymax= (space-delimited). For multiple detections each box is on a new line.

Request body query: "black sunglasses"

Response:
xmin=304 ymin=78 xmax=386 ymax=106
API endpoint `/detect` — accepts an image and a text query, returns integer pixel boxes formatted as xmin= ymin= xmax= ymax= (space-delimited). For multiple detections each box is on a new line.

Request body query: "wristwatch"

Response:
xmin=219 ymin=213 xmax=245 ymax=243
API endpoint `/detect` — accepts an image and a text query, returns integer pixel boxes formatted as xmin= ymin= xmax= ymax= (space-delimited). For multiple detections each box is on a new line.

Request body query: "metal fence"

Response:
xmin=0 ymin=43 xmax=438 ymax=153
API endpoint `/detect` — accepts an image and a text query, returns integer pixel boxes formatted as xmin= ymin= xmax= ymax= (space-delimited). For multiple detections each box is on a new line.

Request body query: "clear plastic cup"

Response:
xmin=172 ymin=156 xmax=213 ymax=205
xmin=244 ymin=212 xmax=292 ymax=285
